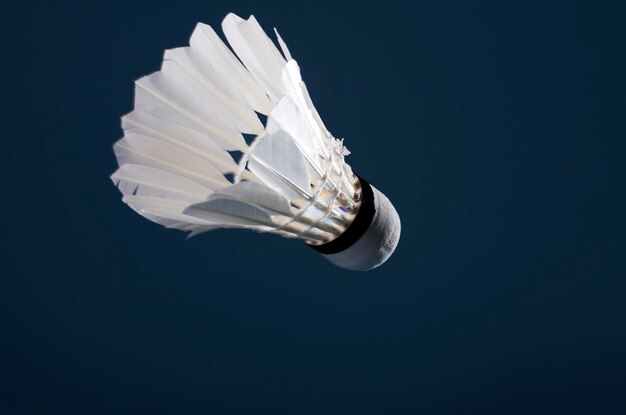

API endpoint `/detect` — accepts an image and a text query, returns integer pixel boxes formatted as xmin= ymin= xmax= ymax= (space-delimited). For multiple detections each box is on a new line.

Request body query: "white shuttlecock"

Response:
xmin=111 ymin=13 xmax=400 ymax=270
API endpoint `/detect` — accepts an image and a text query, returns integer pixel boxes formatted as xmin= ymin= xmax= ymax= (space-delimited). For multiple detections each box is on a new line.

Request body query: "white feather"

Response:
xmin=184 ymin=197 xmax=275 ymax=228
xmin=122 ymin=111 xmax=239 ymax=173
xmin=222 ymin=14 xmax=286 ymax=102
xmin=266 ymin=96 xmax=323 ymax=172
xmin=114 ymin=133 xmax=231 ymax=190
xmin=111 ymin=164 xmax=211 ymax=203
xmin=280 ymin=60 xmax=330 ymax=154
xmin=189 ymin=23 xmax=273 ymax=114
xmin=162 ymin=48 xmax=264 ymax=135
xmin=274 ymin=28 xmax=293 ymax=61
xmin=247 ymin=130 xmax=311 ymax=200
xmin=210 ymin=181 xmax=293 ymax=216
xmin=123 ymin=195 xmax=220 ymax=237
xmin=135 ymin=71 xmax=247 ymax=152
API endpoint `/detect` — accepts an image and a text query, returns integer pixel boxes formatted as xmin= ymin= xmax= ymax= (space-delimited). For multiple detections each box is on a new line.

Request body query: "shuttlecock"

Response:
xmin=111 ymin=13 xmax=400 ymax=271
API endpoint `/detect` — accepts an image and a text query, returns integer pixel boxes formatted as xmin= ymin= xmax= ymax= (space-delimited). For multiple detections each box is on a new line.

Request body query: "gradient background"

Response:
xmin=1 ymin=0 xmax=624 ymax=413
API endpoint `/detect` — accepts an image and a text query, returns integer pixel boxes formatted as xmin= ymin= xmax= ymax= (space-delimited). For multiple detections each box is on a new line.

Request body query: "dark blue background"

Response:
xmin=1 ymin=0 xmax=624 ymax=413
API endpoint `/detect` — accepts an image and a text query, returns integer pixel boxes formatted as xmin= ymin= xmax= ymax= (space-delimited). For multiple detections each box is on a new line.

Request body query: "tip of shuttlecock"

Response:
xmin=310 ymin=177 xmax=401 ymax=271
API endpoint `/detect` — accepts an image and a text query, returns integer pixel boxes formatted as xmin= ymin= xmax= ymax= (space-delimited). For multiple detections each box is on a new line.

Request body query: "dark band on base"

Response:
xmin=310 ymin=175 xmax=376 ymax=255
